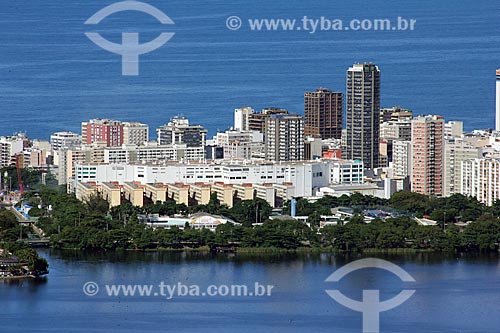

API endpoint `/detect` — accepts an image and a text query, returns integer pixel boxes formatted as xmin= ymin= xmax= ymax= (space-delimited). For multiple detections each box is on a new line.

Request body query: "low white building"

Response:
xmin=138 ymin=213 xmax=240 ymax=231
xmin=329 ymin=160 xmax=364 ymax=185
xmin=72 ymin=159 xmax=364 ymax=198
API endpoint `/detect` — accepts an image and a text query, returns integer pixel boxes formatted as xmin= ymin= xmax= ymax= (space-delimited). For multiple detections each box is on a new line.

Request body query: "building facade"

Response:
xmin=380 ymin=106 xmax=412 ymax=124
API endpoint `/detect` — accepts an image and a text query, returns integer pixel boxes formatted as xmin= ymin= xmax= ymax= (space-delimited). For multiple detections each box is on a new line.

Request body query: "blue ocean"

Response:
xmin=0 ymin=0 xmax=499 ymax=139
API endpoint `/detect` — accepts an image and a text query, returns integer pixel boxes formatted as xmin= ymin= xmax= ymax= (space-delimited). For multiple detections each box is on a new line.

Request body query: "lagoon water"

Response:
xmin=0 ymin=0 xmax=500 ymax=138
xmin=1 ymin=250 xmax=500 ymax=332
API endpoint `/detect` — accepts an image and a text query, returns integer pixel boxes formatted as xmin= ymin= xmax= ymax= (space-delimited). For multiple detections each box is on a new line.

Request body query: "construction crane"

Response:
xmin=15 ymin=155 xmax=24 ymax=195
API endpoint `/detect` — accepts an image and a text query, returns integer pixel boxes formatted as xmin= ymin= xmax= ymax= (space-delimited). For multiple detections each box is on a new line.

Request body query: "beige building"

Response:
xmin=233 ymin=184 xmax=254 ymax=201
xmin=380 ymin=106 xmax=413 ymax=124
xmin=76 ymin=182 xmax=99 ymax=202
xmin=254 ymin=184 xmax=275 ymax=207
xmin=123 ymin=122 xmax=149 ymax=146
xmin=248 ymin=108 xmax=288 ymax=133
xmin=123 ymin=182 xmax=144 ymax=207
xmin=211 ymin=183 xmax=234 ymax=208
xmin=101 ymin=182 xmax=122 ymax=207
xmin=166 ymin=183 xmax=189 ymax=206
xmin=188 ymin=183 xmax=212 ymax=206
xmin=273 ymin=183 xmax=295 ymax=207
xmin=144 ymin=183 xmax=168 ymax=203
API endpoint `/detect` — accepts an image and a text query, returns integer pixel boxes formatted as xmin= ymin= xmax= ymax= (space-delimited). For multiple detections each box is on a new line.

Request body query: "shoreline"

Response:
xmin=50 ymin=246 xmax=450 ymax=254
xmin=0 ymin=275 xmax=36 ymax=280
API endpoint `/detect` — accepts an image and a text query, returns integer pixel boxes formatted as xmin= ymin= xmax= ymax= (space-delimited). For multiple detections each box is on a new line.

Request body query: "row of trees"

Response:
xmin=21 ymin=187 xmax=500 ymax=252
xmin=286 ymin=191 xmax=498 ymax=226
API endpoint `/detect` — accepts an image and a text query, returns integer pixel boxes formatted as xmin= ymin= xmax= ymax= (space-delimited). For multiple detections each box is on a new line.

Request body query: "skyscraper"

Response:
xmin=304 ymin=88 xmax=343 ymax=139
xmin=496 ymin=69 xmax=500 ymax=131
xmin=411 ymin=115 xmax=444 ymax=196
xmin=344 ymin=63 xmax=381 ymax=169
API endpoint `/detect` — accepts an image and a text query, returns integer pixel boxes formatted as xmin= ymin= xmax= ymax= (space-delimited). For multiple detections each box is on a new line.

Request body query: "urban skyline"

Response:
xmin=3 ymin=64 xmax=500 ymax=212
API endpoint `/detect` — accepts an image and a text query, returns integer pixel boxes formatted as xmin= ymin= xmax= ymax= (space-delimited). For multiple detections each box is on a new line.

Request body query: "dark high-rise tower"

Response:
xmin=344 ymin=63 xmax=381 ymax=169
xmin=304 ymin=88 xmax=343 ymax=139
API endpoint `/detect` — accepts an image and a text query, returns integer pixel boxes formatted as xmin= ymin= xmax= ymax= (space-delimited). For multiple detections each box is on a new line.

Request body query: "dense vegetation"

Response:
xmin=0 ymin=209 xmax=49 ymax=276
xmin=17 ymin=187 xmax=500 ymax=253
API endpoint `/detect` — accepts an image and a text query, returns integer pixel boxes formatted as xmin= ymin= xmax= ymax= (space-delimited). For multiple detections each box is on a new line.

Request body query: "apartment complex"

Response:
xmin=72 ymin=159 xmax=362 ymax=199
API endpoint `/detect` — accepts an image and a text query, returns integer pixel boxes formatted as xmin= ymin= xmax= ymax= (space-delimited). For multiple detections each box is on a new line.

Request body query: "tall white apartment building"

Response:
xmin=461 ymin=158 xmax=500 ymax=206
xmin=264 ymin=114 xmax=304 ymax=161
xmin=443 ymin=138 xmax=481 ymax=197
xmin=392 ymin=140 xmax=412 ymax=178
